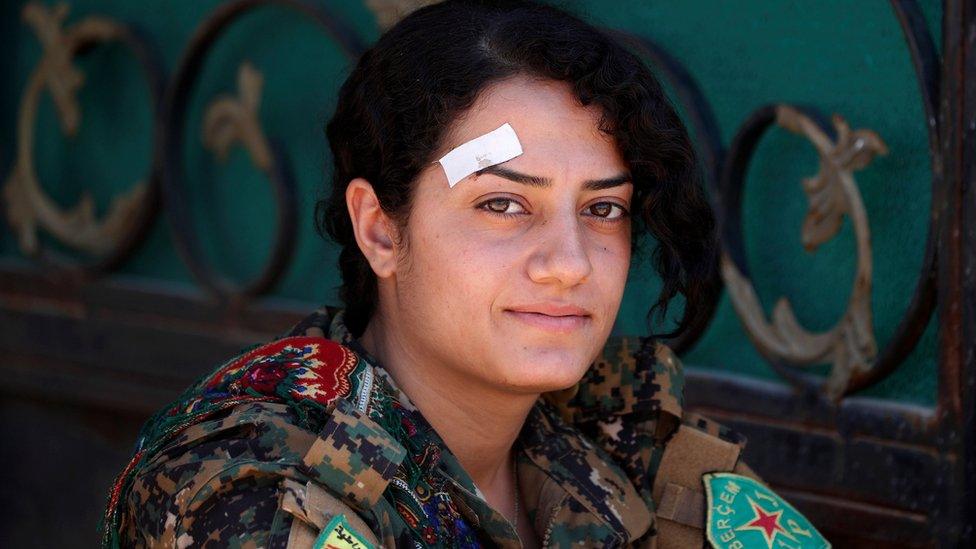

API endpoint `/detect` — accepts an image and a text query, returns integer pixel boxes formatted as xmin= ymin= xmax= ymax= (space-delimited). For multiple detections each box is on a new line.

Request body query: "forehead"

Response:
xmin=437 ymin=77 xmax=626 ymax=176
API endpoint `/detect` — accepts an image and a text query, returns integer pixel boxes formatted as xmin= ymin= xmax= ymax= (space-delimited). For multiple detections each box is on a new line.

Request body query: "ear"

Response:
xmin=345 ymin=178 xmax=398 ymax=279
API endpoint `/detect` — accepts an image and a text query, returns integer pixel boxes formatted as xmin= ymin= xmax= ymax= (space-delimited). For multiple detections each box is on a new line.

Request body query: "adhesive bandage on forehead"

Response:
xmin=437 ymin=123 xmax=523 ymax=187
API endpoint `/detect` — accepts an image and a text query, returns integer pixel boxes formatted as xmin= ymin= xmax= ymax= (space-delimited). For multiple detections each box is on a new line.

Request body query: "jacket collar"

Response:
xmin=286 ymin=307 xmax=652 ymax=544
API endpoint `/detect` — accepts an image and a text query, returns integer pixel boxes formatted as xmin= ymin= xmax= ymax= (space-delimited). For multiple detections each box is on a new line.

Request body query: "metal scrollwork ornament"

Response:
xmin=720 ymin=105 xmax=889 ymax=399
xmin=2 ymin=2 xmax=163 ymax=272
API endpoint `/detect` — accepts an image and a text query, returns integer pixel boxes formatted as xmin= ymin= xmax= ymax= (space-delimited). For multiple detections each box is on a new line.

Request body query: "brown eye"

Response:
xmin=486 ymin=198 xmax=512 ymax=212
xmin=586 ymin=202 xmax=626 ymax=219
xmin=478 ymin=198 xmax=527 ymax=215
xmin=589 ymin=203 xmax=612 ymax=217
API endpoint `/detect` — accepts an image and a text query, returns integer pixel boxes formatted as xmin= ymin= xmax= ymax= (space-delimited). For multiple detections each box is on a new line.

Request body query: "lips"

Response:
xmin=503 ymin=303 xmax=592 ymax=333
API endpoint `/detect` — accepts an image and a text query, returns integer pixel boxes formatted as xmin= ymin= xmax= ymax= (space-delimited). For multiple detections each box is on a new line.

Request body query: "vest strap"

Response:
xmin=652 ymin=424 xmax=743 ymax=548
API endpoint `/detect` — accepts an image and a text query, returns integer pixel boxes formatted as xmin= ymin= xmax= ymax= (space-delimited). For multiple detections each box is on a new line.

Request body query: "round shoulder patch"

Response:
xmin=203 ymin=336 xmax=362 ymax=409
xmin=703 ymin=472 xmax=830 ymax=549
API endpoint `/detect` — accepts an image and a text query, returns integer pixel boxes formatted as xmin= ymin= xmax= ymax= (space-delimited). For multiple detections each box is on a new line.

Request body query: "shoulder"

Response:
xmin=196 ymin=335 xmax=365 ymax=412
xmin=543 ymin=335 xmax=829 ymax=547
xmin=642 ymin=348 xmax=831 ymax=548
xmin=121 ymin=401 xmax=316 ymax=547
xmin=110 ymin=336 xmax=401 ymax=548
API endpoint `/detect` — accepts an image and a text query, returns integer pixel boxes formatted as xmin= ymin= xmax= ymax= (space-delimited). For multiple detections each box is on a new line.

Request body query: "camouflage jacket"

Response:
xmin=104 ymin=307 xmax=768 ymax=548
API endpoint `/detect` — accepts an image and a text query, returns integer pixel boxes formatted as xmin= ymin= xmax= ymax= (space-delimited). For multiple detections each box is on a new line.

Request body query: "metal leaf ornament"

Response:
xmin=800 ymin=115 xmax=888 ymax=252
xmin=202 ymin=61 xmax=272 ymax=171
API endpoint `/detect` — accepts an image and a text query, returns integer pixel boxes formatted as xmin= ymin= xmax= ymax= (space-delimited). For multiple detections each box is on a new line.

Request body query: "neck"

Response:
xmin=358 ymin=312 xmax=536 ymax=491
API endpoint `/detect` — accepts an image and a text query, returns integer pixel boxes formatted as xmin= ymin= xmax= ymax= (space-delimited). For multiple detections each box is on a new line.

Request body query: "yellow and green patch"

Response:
xmin=312 ymin=514 xmax=374 ymax=549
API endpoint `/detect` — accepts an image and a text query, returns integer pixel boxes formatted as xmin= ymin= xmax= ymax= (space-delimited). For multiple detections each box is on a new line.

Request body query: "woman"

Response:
xmin=104 ymin=1 xmax=824 ymax=547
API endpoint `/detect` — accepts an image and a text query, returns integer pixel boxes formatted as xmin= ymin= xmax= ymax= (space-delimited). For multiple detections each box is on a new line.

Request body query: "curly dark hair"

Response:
xmin=316 ymin=0 xmax=718 ymax=339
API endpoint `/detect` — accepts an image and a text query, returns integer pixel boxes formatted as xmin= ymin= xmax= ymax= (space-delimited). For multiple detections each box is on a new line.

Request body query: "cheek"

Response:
xmin=399 ymin=218 xmax=515 ymax=310
xmin=590 ymin=234 xmax=632 ymax=317
xmin=594 ymin=232 xmax=632 ymax=283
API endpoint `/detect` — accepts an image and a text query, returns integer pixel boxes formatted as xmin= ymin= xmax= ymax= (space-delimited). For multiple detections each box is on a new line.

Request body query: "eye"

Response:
xmin=584 ymin=201 xmax=628 ymax=220
xmin=478 ymin=197 xmax=528 ymax=216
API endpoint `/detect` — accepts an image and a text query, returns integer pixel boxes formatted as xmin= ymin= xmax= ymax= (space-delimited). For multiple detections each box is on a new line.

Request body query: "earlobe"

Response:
xmin=345 ymin=178 xmax=397 ymax=278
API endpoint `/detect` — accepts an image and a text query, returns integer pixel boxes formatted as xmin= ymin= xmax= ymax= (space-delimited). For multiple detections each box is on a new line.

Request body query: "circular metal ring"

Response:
xmin=718 ymin=103 xmax=936 ymax=399
xmin=160 ymin=0 xmax=364 ymax=300
xmin=717 ymin=0 xmax=943 ymax=397
xmin=849 ymin=0 xmax=941 ymax=395
xmin=719 ymin=105 xmax=830 ymax=393
xmin=2 ymin=4 xmax=166 ymax=275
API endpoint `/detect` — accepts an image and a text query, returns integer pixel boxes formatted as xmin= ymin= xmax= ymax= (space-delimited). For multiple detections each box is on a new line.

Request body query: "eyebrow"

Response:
xmin=475 ymin=165 xmax=632 ymax=191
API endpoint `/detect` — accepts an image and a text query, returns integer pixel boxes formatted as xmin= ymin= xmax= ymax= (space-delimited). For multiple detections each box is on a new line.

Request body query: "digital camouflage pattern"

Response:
xmin=105 ymin=306 xmax=769 ymax=548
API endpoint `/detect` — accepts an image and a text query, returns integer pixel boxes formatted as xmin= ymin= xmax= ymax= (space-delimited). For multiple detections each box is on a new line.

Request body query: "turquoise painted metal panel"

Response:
xmin=579 ymin=1 xmax=941 ymax=405
xmin=0 ymin=0 xmax=938 ymax=404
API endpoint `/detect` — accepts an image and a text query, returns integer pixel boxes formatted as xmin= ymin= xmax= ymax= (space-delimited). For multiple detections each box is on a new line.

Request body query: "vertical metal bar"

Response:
xmin=937 ymin=0 xmax=976 ymax=545
xmin=958 ymin=6 xmax=976 ymax=538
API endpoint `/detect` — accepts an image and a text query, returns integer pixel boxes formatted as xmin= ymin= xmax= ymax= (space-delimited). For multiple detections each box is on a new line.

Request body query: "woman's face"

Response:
xmin=386 ymin=76 xmax=632 ymax=394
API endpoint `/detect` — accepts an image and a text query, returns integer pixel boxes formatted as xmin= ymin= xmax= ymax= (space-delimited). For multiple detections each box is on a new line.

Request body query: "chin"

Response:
xmin=499 ymin=347 xmax=592 ymax=393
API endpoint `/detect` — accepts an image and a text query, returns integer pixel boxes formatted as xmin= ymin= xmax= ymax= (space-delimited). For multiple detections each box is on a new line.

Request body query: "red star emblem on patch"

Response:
xmin=736 ymin=496 xmax=797 ymax=548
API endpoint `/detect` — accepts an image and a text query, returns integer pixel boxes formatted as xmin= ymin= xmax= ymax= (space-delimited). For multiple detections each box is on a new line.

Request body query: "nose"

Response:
xmin=525 ymin=212 xmax=593 ymax=288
